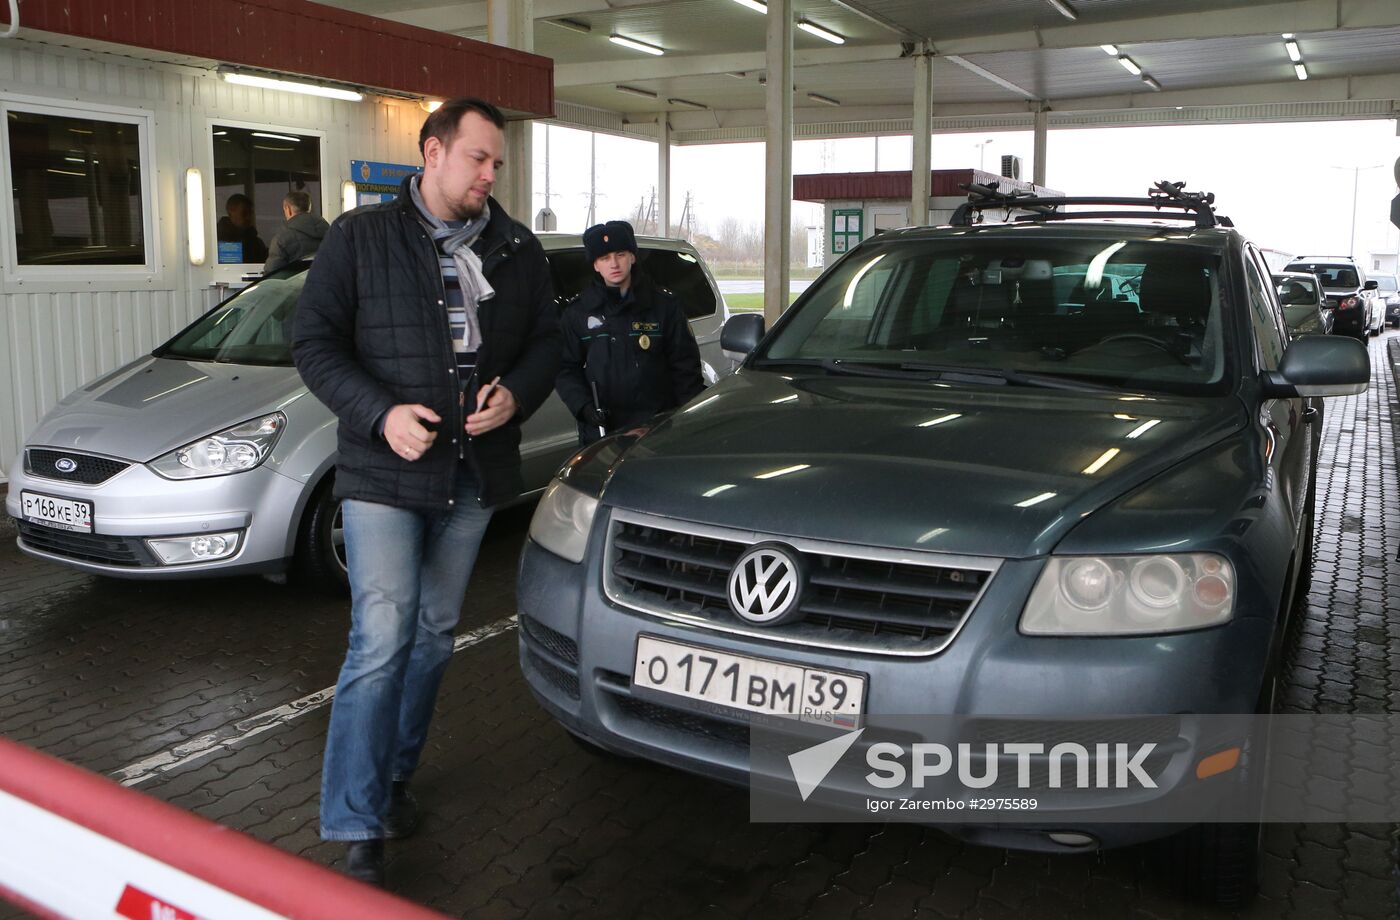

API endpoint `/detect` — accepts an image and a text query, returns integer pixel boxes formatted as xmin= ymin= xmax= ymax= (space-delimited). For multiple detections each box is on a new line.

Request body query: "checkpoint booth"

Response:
xmin=795 ymin=169 xmax=1062 ymax=266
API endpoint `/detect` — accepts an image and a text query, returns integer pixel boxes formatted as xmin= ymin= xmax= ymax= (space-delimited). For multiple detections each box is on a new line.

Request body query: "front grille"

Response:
xmin=525 ymin=648 xmax=580 ymax=700
xmin=972 ymin=716 xmax=1184 ymax=795
xmin=16 ymin=521 xmax=154 ymax=566
xmin=25 ymin=449 xmax=131 ymax=485
xmin=520 ymin=615 xmax=579 ymax=666
xmin=605 ymin=510 xmax=997 ymax=655
xmin=599 ymin=672 xmax=751 ymax=748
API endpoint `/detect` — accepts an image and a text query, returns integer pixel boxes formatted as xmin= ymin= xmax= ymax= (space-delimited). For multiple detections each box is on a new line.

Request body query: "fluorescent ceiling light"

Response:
xmin=702 ymin=484 xmax=736 ymax=497
xmin=730 ymin=0 xmax=768 ymax=11
xmin=1046 ymin=0 xmax=1077 ymax=21
xmin=667 ymin=97 xmax=708 ymax=110
xmin=798 ymin=20 xmax=845 ymax=44
xmin=221 ymin=71 xmax=363 ymax=102
xmin=610 ymin=34 xmax=664 ymax=55
xmin=1100 ymin=44 xmax=1119 ymax=55
xmin=1285 ymin=39 xmax=1301 ymax=62
xmin=807 ymin=92 xmax=841 ymax=107
xmin=550 ymin=18 xmax=591 ymax=34
xmin=615 ymin=84 xmax=658 ymax=99
xmin=1117 ymin=56 xmax=1142 ymax=76
xmin=1281 ymin=32 xmax=1295 ymax=39
xmin=1082 ymin=448 xmax=1121 ymax=475
xmin=726 ymin=71 xmax=748 ymax=79
xmin=1141 ymin=75 xmax=1162 ymax=91
xmin=1294 ymin=63 xmax=1308 ymax=80
xmin=918 ymin=413 xmax=962 ymax=428
xmin=252 ymin=131 xmax=300 ymax=142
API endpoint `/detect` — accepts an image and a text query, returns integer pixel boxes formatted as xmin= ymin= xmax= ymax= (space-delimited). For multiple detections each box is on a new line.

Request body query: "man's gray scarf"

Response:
xmin=409 ymin=176 xmax=494 ymax=351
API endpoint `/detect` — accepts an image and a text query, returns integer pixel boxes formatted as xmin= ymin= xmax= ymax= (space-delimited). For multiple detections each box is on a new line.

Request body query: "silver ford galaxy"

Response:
xmin=6 ymin=234 xmax=730 ymax=590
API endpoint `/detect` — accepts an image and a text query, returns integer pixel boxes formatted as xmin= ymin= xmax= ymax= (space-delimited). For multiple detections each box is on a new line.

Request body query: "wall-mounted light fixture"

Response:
xmin=341 ymin=179 xmax=358 ymax=215
xmin=185 ymin=168 xmax=206 ymax=265
xmin=220 ymin=69 xmax=364 ymax=102
xmin=419 ymin=100 xmax=443 ymax=113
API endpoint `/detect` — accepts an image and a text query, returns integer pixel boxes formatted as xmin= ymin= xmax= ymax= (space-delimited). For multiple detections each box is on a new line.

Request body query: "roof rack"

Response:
xmin=949 ymin=180 xmax=1232 ymax=229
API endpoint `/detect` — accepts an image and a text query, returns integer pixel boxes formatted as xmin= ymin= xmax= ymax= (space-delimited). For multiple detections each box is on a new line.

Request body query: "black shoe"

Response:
xmin=383 ymin=781 xmax=419 ymax=840
xmin=343 ymin=839 xmax=385 ymax=886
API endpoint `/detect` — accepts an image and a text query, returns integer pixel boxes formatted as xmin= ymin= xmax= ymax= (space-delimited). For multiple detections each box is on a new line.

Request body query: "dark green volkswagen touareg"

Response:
xmin=517 ymin=185 xmax=1370 ymax=905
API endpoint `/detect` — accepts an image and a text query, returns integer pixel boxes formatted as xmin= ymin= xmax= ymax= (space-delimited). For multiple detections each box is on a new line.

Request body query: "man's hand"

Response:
xmin=384 ymin=404 xmax=440 ymax=461
xmin=466 ymin=384 xmax=516 ymax=437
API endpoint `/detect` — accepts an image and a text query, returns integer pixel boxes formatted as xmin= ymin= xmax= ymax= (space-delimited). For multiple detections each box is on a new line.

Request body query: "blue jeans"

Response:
xmin=319 ymin=474 xmax=493 ymax=841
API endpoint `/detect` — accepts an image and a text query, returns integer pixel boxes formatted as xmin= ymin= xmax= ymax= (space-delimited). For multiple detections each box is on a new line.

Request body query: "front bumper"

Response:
xmin=517 ymin=512 xmax=1274 ymax=852
xmin=6 ymin=454 xmax=305 ymax=578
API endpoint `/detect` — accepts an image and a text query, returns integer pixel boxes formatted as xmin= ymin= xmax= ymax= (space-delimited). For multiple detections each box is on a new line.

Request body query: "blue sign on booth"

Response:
xmin=349 ymin=160 xmax=420 ymax=207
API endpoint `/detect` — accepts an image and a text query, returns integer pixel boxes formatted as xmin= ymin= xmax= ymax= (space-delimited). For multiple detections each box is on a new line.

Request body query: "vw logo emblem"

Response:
xmin=54 ymin=457 xmax=78 ymax=473
xmin=727 ymin=543 xmax=805 ymax=625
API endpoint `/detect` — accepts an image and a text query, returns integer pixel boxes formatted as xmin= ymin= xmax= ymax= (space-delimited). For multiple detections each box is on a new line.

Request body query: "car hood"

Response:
xmin=26 ymin=356 xmax=307 ymax=462
xmin=601 ymin=370 xmax=1247 ymax=559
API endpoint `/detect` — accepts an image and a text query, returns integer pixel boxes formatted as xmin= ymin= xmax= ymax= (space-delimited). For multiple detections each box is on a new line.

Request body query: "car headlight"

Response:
xmin=148 ymin=413 xmax=286 ymax=480
xmin=528 ymin=479 xmax=599 ymax=564
xmin=1020 ymin=553 xmax=1233 ymax=635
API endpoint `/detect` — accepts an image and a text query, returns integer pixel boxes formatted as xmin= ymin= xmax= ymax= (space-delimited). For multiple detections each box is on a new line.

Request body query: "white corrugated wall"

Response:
xmin=0 ymin=38 xmax=426 ymax=482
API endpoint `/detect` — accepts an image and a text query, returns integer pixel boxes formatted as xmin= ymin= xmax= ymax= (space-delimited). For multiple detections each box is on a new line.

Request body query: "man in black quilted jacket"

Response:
xmin=293 ymin=97 xmax=559 ymax=886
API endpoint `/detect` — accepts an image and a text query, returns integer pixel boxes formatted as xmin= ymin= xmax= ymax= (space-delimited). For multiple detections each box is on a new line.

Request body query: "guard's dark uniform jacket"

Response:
xmin=556 ymin=273 xmax=704 ymax=445
xmin=293 ymin=176 xmax=560 ymax=510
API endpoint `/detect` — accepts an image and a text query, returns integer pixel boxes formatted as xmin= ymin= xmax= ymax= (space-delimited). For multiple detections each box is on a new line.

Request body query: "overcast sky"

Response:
xmin=531 ymin=119 xmax=1400 ymax=269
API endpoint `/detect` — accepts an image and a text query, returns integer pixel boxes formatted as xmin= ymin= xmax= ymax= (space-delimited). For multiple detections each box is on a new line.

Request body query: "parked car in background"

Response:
xmin=1273 ymin=271 xmax=1333 ymax=336
xmin=519 ymin=185 xmax=1370 ymax=906
xmin=1282 ymin=256 xmax=1381 ymax=341
xmin=6 ymin=234 xmax=730 ymax=591
xmin=1376 ymin=274 xmax=1400 ymax=327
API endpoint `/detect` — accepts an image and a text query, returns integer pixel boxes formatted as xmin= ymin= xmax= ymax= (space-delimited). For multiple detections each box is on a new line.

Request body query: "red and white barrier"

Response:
xmin=0 ymin=738 xmax=447 ymax=919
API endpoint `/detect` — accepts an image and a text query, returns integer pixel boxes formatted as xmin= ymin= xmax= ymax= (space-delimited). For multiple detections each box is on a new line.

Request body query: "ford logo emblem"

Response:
xmin=54 ymin=457 xmax=78 ymax=473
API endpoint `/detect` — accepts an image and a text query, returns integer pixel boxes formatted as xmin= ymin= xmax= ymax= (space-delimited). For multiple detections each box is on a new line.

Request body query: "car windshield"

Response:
xmin=1288 ymin=263 xmax=1358 ymax=288
xmin=756 ymin=237 xmax=1228 ymax=394
xmin=161 ymin=267 xmax=307 ymax=366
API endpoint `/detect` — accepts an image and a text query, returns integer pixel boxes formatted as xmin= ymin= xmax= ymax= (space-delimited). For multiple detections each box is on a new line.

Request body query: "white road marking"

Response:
xmin=111 ymin=615 xmax=518 ymax=788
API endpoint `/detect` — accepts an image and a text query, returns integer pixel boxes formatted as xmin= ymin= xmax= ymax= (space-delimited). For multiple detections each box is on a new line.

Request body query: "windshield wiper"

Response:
xmin=900 ymin=362 xmax=1124 ymax=393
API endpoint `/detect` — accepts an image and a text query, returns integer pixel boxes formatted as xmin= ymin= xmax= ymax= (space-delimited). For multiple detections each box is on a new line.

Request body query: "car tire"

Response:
xmin=1170 ymin=656 xmax=1276 ymax=907
xmin=295 ymin=478 xmax=349 ymax=594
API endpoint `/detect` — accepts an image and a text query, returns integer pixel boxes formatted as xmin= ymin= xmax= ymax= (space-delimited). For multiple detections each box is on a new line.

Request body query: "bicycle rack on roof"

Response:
xmin=949 ymin=180 xmax=1233 ymax=229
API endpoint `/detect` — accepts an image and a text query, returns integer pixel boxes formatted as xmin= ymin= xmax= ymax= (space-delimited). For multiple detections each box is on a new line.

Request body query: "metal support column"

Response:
xmin=764 ymin=0 xmax=793 ymax=325
xmin=657 ymin=118 xmax=671 ymax=236
xmin=488 ymin=0 xmax=533 ymax=223
xmin=911 ymin=50 xmax=933 ymax=226
xmin=1033 ymin=108 xmax=1049 ymax=188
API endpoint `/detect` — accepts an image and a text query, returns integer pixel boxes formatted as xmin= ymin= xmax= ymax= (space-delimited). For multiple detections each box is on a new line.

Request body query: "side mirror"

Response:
xmin=1262 ymin=335 xmax=1369 ymax=397
xmin=721 ymin=313 xmax=766 ymax=359
xmin=1363 ymin=280 xmax=1379 ymax=290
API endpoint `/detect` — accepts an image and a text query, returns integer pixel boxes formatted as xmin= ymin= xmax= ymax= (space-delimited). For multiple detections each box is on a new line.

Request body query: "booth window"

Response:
xmin=5 ymin=108 xmax=146 ymax=266
xmin=212 ymin=125 xmax=322 ymax=265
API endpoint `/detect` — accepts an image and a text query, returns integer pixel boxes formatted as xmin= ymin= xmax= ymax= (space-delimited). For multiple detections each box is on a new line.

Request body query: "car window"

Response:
xmin=761 ymin=237 xmax=1228 ymax=393
xmin=1245 ymin=252 xmax=1286 ymax=368
xmin=1375 ymin=276 xmax=1398 ymax=293
xmin=160 ymin=268 xmax=306 ymax=366
xmin=545 ymin=246 xmax=718 ymax=320
xmin=1286 ymin=262 xmax=1358 ymax=287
